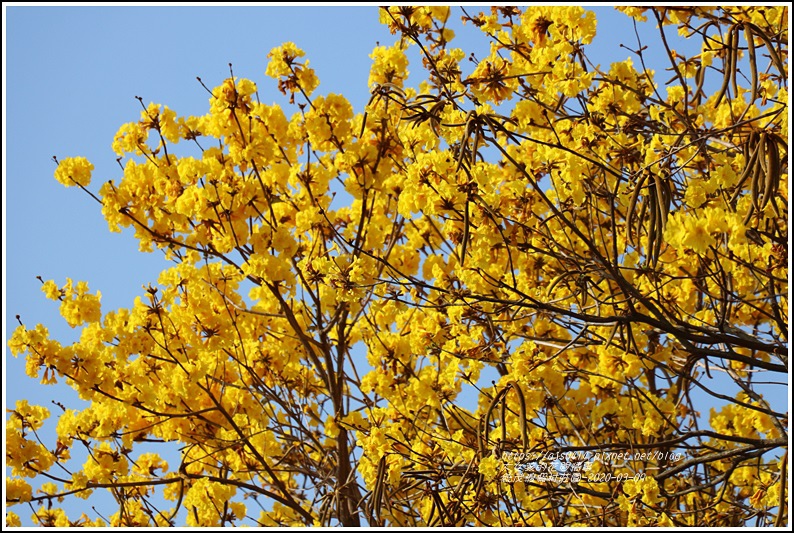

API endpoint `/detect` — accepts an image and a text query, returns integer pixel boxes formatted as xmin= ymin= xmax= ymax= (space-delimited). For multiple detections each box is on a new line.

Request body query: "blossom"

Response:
xmin=54 ymin=156 xmax=93 ymax=187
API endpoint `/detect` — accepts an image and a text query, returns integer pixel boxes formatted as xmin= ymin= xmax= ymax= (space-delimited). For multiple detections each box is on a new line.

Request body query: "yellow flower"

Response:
xmin=617 ymin=6 xmax=648 ymax=21
xmin=266 ymin=42 xmax=305 ymax=77
xmin=478 ymin=455 xmax=501 ymax=480
xmin=41 ymin=279 xmax=61 ymax=300
xmin=10 ymin=399 xmax=50 ymax=431
xmin=57 ymin=278 xmax=102 ymax=328
xmin=54 ymin=156 xmax=94 ymax=187
xmin=6 ymin=478 xmax=32 ymax=504
xmin=467 ymin=56 xmax=516 ymax=104
xmin=266 ymin=42 xmax=319 ymax=98
xmin=6 ymin=512 xmax=22 ymax=527
xmin=369 ymin=42 xmax=409 ymax=87
xmin=665 ymin=213 xmax=716 ymax=254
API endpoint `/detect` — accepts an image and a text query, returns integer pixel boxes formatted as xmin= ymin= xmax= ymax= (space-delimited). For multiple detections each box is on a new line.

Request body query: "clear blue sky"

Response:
xmin=4 ymin=5 xmax=737 ymax=526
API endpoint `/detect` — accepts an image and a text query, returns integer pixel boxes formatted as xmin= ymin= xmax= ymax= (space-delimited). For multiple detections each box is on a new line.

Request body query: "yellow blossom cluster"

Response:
xmin=53 ymin=156 xmax=93 ymax=187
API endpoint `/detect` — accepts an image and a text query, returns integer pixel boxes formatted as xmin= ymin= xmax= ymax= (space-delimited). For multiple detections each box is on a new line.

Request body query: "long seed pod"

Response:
xmin=652 ymin=195 xmax=664 ymax=265
xmin=730 ymin=24 xmax=741 ymax=98
xmin=768 ymin=134 xmax=784 ymax=216
xmin=746 ymin=22 xmax=787 ymax=77
xmin=636 ymin=187 xmax=649 ymax=249
xmin=693 ymin=63 xmax=706 ymax=105
xmin=761 ymin=133 xmax=780 ymax=209
xmin=645 ymin=221 xmax=657 ymax=267
xmin=461 ymin=200 xmax=470 ymax=264
xmin=750 ymin=133 xmax=766 ymax=211
xmin=500 ymin=396 xmax=508 ymax=444
xmin=653 ymin=185 xmax=665 ymax=265
xmin=479 ymin=381 xmax=528 ymax=457
xmin=652 ymin=171 xmax=670 ymax=232
xmin=745 ymin=25 xmax=759 ymax=102
xmin=370 ymin=455 xmax=387 ymax=525
xmin=498 ymin=383 xmax=529 ymax=456
xmin=480 ymin=388 xmax=506 ymax=457
xmin=771 ymin=131 xmax=789 ymax=153
xmin=626 ymin=172 xmax=649 ymax=245
xmin=663 ymin=172 xmax=674 ymax=217
xmin=646 ymin=185 xmax=659 ymax=265
xmin=731 ymin=133 xmax=762 ymax=205
xmin=714 ymin=26 xmax=736 ymax=107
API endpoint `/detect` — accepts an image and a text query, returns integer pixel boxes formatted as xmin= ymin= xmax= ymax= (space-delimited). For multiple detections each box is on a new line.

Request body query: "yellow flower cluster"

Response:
xmin=53 ymin=156 xmax=93 ymax=187
xmin=266 ymin=42 xmax=319 ymax=98
xmin=42 ymin=278 xmax=102 ymax=328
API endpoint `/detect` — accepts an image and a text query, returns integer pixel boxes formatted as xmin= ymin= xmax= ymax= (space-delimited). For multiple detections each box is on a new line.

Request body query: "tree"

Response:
xmin=6 ymin=5 xmax=788 ymax=527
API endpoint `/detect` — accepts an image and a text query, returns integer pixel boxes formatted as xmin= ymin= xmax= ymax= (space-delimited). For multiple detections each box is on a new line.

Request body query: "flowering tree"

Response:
xmin=7 ymin=6 xmax=788 ymax=527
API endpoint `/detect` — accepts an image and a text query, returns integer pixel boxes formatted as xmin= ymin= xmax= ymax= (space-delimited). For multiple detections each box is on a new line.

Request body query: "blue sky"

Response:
xmin=5 ymin=5 xmax=771 ymax=526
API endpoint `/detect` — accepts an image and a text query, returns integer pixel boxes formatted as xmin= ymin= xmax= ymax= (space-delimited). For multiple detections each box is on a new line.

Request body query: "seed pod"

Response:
xmin=693 ymin=63 xmax=706 ymax=105
xmin=730 ymin=24 xmax=741 ymax=98
xmin=646 ymin=185 xmax=659 ymax=265
xmin=714 ymin=26 xmax=736 ymax=107
xmin=652 ymin=171 xmax=670 ymax=232
xmin=731 ymin=132 xmax=762 ymax=205
xmin=749 ymin=133 xmax=766 ymax=211
xmin=745 ymin=25 xmax=758 ymax=102
xmin=746 ymin=22 xmax=786 ymax=77
xmin=626 ymin=171 xmax=649 ymax=245
xmin=761 ymin=133 xmax=780 ymax=210
xmin=636 ymin=186 xmax=649 ymax=249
